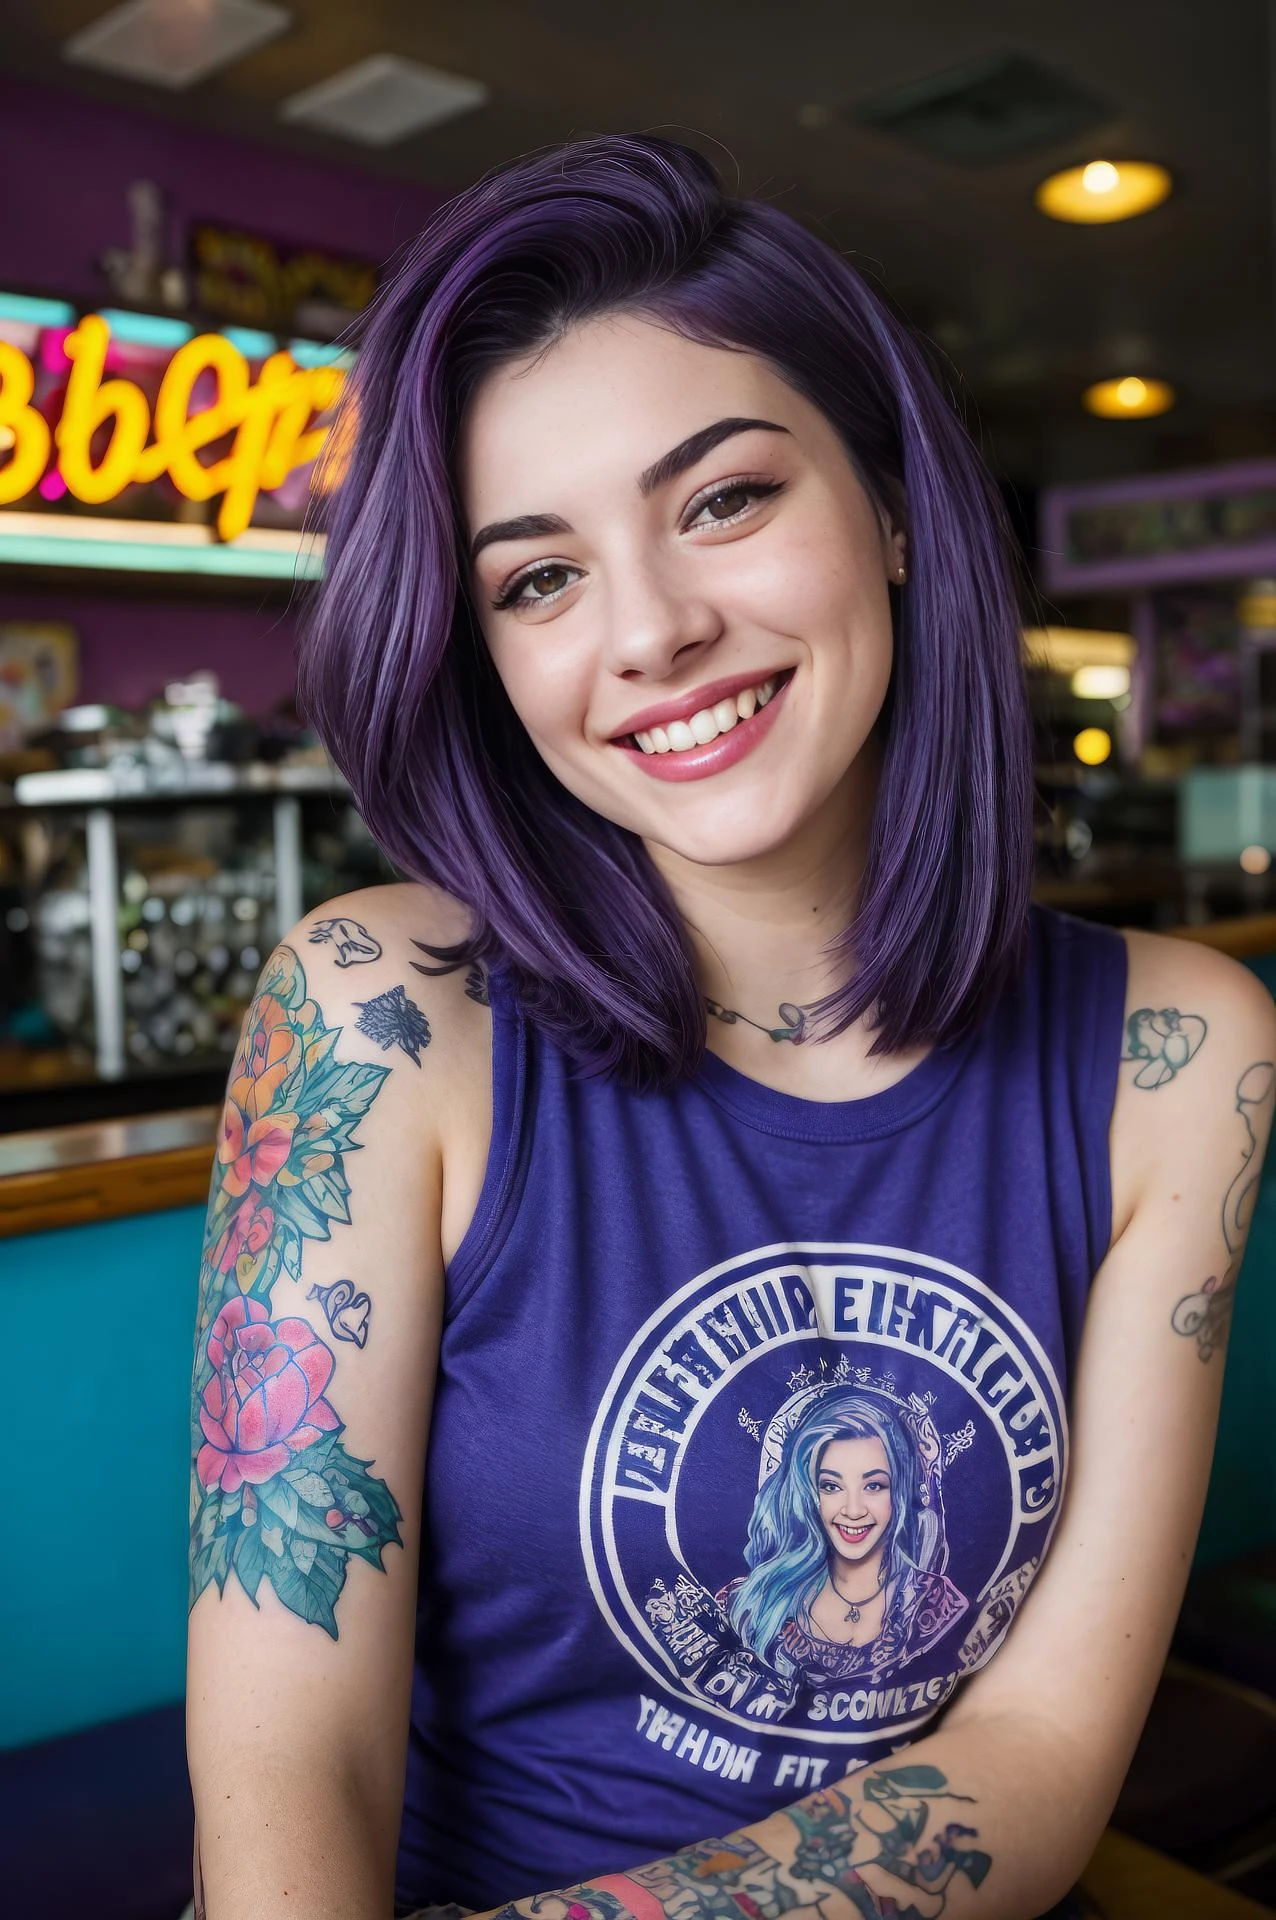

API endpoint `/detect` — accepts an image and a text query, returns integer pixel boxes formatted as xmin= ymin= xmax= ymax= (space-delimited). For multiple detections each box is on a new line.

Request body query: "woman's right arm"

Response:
xmin=187 ymin=886 xmax=486 ymax=1920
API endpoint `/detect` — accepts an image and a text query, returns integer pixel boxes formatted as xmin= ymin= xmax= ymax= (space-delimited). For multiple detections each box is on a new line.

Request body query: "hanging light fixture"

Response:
xmin=1035 ymin=159 xmax=1173 ymax=224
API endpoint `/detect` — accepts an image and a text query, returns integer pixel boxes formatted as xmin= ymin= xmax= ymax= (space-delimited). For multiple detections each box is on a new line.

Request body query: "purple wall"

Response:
xmin=0 ymin=77 xmax=443 ymax=718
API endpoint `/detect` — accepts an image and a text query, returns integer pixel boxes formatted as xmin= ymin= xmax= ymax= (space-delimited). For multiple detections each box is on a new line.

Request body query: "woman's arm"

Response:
xmin=465 ymin=935 xmax=1276 ymax=1920
xmin=186 ymin=884 xmax=488 ymax=1920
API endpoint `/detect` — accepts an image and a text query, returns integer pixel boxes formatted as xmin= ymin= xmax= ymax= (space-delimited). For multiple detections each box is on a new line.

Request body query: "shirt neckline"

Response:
xmin=691 ymin=1020 xmax=981 ymax=1143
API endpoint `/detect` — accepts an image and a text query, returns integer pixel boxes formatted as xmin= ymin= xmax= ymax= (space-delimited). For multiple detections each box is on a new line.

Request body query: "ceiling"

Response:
xmin=3 ymin=0 xmax=1273 ymax=489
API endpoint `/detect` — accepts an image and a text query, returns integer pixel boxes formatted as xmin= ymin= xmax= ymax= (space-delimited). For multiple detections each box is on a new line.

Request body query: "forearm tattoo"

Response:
xmin=189 ymin=945 xmax=402 ymax=1635
xmin=1121 ymin=1006 xmax=1207 ymax=1088
xmin=1172 ymin=1059 xmax=1275 ymax=1361
xmin=490 ymin=1765 xmax=989 ymax=1920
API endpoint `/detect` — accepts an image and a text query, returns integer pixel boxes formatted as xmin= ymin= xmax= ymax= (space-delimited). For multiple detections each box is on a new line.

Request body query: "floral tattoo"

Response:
xmin=189 ymin=946 xmax=401 ymax=1636
xmin=488 ymin=1765 xmax=989 ymax=1920
xmin=1121 ymin=1006 xmax=1207 ymax=1089
xmin=1172 ymin=1058 xmax=1275 ymax=1362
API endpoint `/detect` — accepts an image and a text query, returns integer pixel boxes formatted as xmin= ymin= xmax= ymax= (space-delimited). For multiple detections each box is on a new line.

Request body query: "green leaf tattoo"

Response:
xmin=1122 ymin=1006 xmax=1207 ymax=1089
xmin=1172 ymin=1059 xmax=1275 ymax=1362
xmin=189 ymin=945 xmax=401 ymax=1635
xmin=489 ymin=1765 xmax=988 ymax=1920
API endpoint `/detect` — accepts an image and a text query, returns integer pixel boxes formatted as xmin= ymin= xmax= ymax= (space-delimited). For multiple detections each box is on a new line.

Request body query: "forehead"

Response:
xmin=819 ymin=1434 xmax=890 ymax=1473
xmin=457 ymin=314 xmax=806 ymax=519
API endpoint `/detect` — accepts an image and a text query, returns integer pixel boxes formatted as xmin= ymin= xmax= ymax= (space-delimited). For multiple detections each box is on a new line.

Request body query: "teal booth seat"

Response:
xmin=3 ymin=964 xmax=1276 ymax=1749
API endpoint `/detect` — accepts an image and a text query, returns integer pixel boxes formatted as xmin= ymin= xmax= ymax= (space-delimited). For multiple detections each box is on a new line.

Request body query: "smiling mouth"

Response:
xmin=835 ymin=1522 xmax=873 ymax=1544
xmin=624 ymin=668 xmax=794 ymax=755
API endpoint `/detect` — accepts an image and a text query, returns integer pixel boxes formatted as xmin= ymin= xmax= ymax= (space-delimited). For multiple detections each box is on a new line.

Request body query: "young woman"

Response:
xmin=186 ymin=136 xmax=1276 ymax=1920
xmin=716 ymin=1386 xmax=967 ymax=1687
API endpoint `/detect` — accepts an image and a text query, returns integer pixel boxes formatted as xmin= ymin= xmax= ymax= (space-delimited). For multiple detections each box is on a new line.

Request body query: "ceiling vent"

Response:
xmin=279 ymin=54 xmax=488 ymax=146
xmin=63 ymin=0 xmax=290 ymax=90
xmin=855 ymin=53 xmax=1108 ymax=163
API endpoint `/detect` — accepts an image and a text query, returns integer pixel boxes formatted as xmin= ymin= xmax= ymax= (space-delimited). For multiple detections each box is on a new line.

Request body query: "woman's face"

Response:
xmin=459 ymin=314 xmax=902 ymax=873
xmin=816 ymin=1435 xmax=893 ymax=1565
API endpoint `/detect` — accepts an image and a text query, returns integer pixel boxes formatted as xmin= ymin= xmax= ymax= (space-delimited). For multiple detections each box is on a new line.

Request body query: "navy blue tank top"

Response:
xmin=396 ymin=906 xmax=1127 ymax=1911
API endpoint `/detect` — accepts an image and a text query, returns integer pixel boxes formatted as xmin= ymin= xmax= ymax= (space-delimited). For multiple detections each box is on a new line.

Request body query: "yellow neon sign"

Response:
xmin=0 ymin=314 xmax=345 ymax=541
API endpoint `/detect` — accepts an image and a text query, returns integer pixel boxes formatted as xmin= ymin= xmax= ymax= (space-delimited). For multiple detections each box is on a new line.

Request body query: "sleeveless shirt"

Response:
xmin=395 ymin=905 xmax=1127 ymax=1911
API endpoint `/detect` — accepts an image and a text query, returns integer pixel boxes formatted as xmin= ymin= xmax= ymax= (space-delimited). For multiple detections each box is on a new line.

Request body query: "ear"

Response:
xmin=886 ymin=524 xmax=907 ymax=582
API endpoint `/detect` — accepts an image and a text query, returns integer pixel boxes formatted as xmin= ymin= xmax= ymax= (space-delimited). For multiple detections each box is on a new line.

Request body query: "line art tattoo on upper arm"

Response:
xmin=410 ymin=938 xmax=490 ymax=1006
xmin=1172 ymin=1058 xmax=1275 ymax=1361
xmin=488 ymin=1764 xmax=988 ymax=1920
xmin=353 ymin=983 xmax=432 ymax=1063
xmin=309 ymin=1277 xmax=372 ymax=1347
xmin=189 ymin=945 xmax=402 ymax=1636
xmin=1122 ymin=1006 xmax=1207 ymax=1088
xmin=308 ymin=916 xmax=382 ymax=966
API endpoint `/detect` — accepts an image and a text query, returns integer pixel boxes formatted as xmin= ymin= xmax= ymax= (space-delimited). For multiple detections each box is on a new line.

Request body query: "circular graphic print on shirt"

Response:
xmin=580 ymin=1242 xmax=1067 ymax=1747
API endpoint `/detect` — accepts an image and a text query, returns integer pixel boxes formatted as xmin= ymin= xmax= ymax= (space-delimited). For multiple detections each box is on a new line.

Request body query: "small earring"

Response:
xmin=895 ymin=564 xmax=907 ymax=585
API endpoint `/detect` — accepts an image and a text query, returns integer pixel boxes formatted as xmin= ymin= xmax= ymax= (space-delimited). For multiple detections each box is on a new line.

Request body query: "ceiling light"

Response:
xmin=64 ymin=0 xmax=290 ymax=90
xmin=1071 ymin=664 xmax=1131 ymax=699
xmin=1024 ymin=627 xmax=1136 ymax=674
xmin=1035 ymin=159 xmax=1172 ymax=224
xmin=279 ymin=54 xmax=488 ymax=146
xmin=1240 ymin=844 xmax=1272 ymax=875
xmin=1083 ymin=376 xmax=1175 ymax=419
xmin=1073 ymin=727 xmax=1112 ymax=767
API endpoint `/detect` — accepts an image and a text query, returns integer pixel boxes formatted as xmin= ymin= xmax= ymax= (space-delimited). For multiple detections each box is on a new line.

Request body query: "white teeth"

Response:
xmin=630 ymin=673 xmax=784 ymax=755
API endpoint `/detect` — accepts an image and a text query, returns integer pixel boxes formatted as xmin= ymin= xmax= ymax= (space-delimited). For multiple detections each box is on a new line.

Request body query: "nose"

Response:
xmin=599 ymin=549 xmax=724 ymax=681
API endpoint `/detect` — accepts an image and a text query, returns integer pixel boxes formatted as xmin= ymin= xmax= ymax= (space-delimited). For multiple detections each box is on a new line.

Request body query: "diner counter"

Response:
xmin=0 ymin=1104 xmax=216 ymax=1238
xmin=4 ymin=909 xmax=1276 ymax=1242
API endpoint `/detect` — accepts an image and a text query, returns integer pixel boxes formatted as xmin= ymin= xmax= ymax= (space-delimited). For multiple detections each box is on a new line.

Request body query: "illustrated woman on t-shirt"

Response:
xmin=721 ymin=1388 xmax=967 ymax=1686
xmin=187 ymin=134 xmax=1276 ymax=1920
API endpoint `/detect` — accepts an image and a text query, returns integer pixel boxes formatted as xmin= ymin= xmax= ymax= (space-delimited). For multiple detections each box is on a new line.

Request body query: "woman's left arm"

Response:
xmin=469 ymin=936 xmax=1276 ymax=1920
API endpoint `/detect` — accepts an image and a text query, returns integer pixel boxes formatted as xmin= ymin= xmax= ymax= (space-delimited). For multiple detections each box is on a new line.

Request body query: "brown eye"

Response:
xmin=528 ymin=564 xmax=570 ymax=597
xmin=703 ymin=487 xmax=751 ymax=521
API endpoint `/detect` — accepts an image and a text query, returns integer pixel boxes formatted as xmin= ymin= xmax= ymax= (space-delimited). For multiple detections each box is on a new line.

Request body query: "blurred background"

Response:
xmin=3 ymin=3 xmax=1276 ymax=1917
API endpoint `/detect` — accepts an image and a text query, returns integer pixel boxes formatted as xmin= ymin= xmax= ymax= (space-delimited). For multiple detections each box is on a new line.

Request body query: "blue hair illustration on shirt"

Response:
xmin=726 ymin=1386 xmax=949 ymax=1667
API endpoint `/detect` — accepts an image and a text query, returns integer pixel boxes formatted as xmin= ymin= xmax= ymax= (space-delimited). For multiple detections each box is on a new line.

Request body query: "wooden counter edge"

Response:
xmin=0 ymin=1139 xmax=214 ymax=1239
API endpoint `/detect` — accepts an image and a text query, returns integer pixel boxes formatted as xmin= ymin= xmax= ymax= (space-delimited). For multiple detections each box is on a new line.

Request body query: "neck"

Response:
xmin=644 ymin=747 xmax=880 ymax=1034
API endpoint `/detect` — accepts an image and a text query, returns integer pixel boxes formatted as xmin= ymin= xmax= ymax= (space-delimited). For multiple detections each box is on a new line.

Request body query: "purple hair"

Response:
xmin=299 ymin=135 xmax=1033 ymax=1090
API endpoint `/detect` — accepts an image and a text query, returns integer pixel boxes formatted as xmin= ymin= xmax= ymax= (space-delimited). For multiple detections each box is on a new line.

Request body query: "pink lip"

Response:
xmin=608 ymin=667 xmax=790 ymax=741
xmin=613 ymin=671 xmax=792 ymax=783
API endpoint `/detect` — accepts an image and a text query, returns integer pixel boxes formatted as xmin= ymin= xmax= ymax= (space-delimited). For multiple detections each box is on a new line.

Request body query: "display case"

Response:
xmin=0 ymin=761 xmax=385 ymax=1129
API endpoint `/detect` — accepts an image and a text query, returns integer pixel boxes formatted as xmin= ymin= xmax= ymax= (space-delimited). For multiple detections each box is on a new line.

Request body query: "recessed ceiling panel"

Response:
xmin=63 ymin=0 xmax=291 ymax=90
xmin=279 ymin=53 xmax=489 ymax=146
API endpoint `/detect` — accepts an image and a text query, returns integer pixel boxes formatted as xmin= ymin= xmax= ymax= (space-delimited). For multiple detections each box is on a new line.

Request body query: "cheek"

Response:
xmin=486 ymin=630 xmax=591 ymax=745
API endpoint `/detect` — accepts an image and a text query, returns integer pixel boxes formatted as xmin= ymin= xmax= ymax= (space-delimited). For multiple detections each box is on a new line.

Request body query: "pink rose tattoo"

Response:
xmin=197 ymin=1295 xmax=340 ymax=1493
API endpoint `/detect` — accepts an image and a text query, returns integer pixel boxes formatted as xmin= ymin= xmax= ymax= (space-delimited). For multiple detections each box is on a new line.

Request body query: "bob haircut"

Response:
xmin=300 ymin=134 xmax=1033 ymax=1091
xmin=727 ymin=1389 xmax=937 ymax=1664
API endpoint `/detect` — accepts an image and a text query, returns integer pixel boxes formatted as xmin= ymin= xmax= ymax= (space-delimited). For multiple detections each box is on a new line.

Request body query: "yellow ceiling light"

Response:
xmin=1070 ymin=663 xmax=1131 ymax=699
xmin=1024 ymin=627 xmax=1136 ymax=674
xmin=1035 ymin=159 xmax=1173 ymax=224
xmin=1073 ymin=726 xmax=1112 ymax=767
xmin=1083 ymin=375 xmax=1175 ymax=419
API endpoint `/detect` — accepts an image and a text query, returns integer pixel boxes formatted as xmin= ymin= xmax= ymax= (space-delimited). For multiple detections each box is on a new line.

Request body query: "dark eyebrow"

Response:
xmin=468 ymin=417 xmax=788 ymax=564
xmin=469 ymin=511 xmax=572 ymax=564
xmin=638 ymin=416 xmax=789 ymax=496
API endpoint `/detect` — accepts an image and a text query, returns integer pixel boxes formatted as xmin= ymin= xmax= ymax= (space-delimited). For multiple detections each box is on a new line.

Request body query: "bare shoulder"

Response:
xmin=281 ymin=880 xmax=494 ymax=1153
xmin=1111 ymin=927 xmax=1276 ymax=1234
xmin=1120 ymin=927 xmax=1276 ymax=1067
